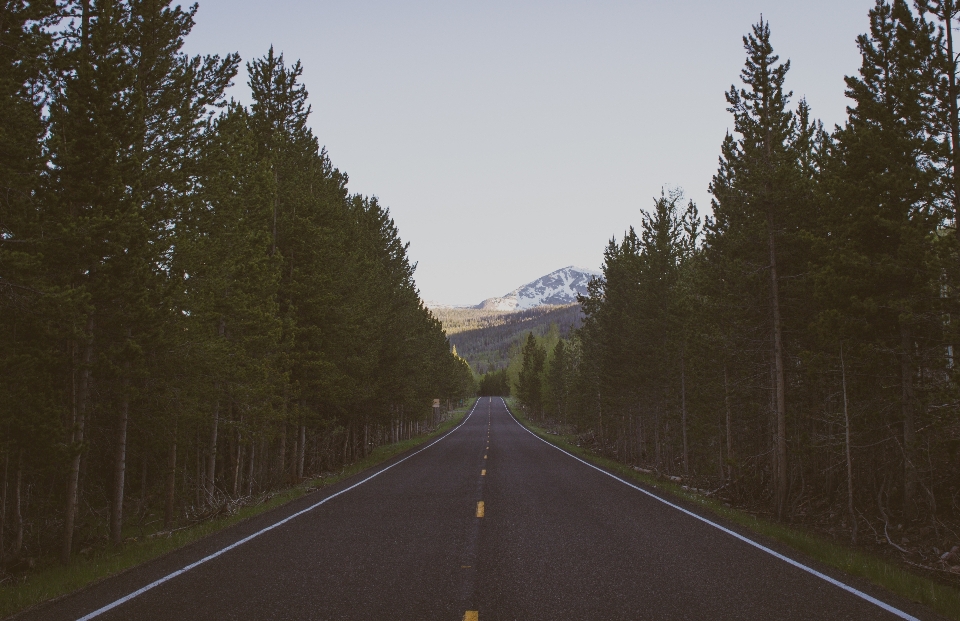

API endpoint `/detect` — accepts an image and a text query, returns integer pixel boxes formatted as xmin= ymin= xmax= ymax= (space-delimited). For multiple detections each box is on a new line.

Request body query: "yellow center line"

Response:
xmin=464 ymin=612 xmax=479 ymax=621
xmin=476 ymin=501 xmax=485 ymax=518
xmin=484 ymin=455 xmax=487 ymax=459
xmin=481 ymin=469 xmax=486 ymax=476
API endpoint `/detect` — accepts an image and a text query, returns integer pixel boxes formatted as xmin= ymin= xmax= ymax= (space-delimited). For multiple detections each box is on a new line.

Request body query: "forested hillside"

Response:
xmin=436 ymin=304 xmax=583 ymax=374
xmin=514 ymin=3 xmax=960 ymax=575
xmin=0 ymin=0 xmax=472 ymax=570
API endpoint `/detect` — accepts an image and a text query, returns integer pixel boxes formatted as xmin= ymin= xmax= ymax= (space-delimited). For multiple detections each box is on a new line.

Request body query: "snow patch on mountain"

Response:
xmin=475 ymin=266 xmax=600 ymax=311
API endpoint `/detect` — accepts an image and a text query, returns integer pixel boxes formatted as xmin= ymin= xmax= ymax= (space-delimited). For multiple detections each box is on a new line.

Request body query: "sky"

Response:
xmin=182 ymin=0 xmax=876 ymax=305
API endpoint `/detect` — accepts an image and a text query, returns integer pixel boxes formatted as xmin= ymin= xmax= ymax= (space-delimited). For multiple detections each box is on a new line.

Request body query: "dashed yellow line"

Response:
xmin=481 ymin=469 xmax=486 ymax=476
xmin=464 ymin=611 xmax=479 ymax=621
xmin=476 ymin=501 xmax=485 ymax=517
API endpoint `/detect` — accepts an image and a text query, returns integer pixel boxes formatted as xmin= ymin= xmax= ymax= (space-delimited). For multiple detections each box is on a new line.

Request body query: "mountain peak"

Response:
xmin=475 ymin=266 xmax=600 ymax=311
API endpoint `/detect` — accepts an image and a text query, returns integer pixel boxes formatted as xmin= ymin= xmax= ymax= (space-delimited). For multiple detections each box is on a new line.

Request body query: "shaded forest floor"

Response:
xmin=0 ymin=402 xmax=475 ymax=620
xmin=506 ymin=399 xmax=960 ymax=621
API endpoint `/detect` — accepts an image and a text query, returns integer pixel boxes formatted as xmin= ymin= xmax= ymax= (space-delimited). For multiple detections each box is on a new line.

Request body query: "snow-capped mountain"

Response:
xmin=475 ymin=266 xmax=600 ymax=311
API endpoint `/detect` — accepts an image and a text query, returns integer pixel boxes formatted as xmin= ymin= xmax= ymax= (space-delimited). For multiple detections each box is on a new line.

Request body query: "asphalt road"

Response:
xmin=16 ymin=397 xmax=940 ymax=621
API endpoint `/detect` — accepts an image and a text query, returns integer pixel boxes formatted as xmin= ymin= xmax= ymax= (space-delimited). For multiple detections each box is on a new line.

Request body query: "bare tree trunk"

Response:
xmin=139 ymin=452 xmax=147 ymax=517
xmin=206 ymin=394 xmax=219 ymax=505
xmin=767 ymin=209 xmax=788 ymax=520
xmin=363 ymin=422 xmax=369 ymax=459
xmin=298 ymin=424 xmax=306 ymax=478
xmin=289 ymin=422 xmax=299 ymax=484
xmin=63 ymin=315 xmax=93 ymax=563
xmin=723 ymin=358 xmax=734 ymax=482
xmin=232 ymin=420 xmax=242 ymax=497
xmin=164 ymin=420 xmax=177 ymax=529
xmin=900 ymin=323 xmax=918 ymax=520
xmin=246 ymin=441 xmax=255 ymax=496
xmin=271 ymin=170 xmax=279 ymax=255
xmin=596 ymin=387 xmax=603 ymax=453
xmin=14 ymin=450 xmax=23 ymax=556
xmin=1 ymin=451 xmax=7 ymax=563
xmin=944 ymin=0 xmax=960 ymax=241
xmin=654 ymin=405 xmax=662 ymax=470
xmin=681 ymin=351 xmax=689 ymax=476
xmin=841 ymin=344 xmax=858 ymax=544
xmin=111 ymin=387 xmax=130 ymax=545
xmin=195 ymin=431 xmax=202 ymax=507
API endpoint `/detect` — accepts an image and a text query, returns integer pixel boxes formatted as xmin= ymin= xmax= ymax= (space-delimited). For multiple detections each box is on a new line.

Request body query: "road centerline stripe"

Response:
xmin=499 ymin=398 xmax=921 ymax=621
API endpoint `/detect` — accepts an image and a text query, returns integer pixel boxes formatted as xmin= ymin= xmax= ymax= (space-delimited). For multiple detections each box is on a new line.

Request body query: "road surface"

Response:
xmin=15 ymin=398 xmax=938 ymax=620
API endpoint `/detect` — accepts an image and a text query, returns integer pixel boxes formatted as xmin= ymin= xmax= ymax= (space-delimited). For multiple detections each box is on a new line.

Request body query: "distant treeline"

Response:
xmin=437 ymin=304 xmax=583 ymax=374
xmin=515 ymin=4 xmax=960 ymax=560
xmin=477 ymin=369 xmax=510 ymax=396
xmin=0 ymin=1 xmax=472 ymax=567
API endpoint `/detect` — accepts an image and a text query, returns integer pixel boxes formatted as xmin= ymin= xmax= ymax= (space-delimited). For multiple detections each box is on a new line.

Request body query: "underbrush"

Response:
xmin=506 ymin=399 xmax=960 ymax=621
xmin=0 ymin=401 xmax=475 ymax=620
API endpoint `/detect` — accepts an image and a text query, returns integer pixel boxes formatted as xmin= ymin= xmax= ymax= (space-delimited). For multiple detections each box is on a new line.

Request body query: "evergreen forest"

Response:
xmin=436 ymin=303 xmax=582 ymax=375
xmin=513 ymin=1 xmax=960 ymax=567
xmin=0 ymin=0 xmax=472 ymax=569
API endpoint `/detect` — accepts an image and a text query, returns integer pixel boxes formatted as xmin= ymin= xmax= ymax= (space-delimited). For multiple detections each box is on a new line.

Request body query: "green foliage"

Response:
xmin=513 ymin=6 xmax=960 ymax=590
xmin=435 ymin=304 xmax=583 ymax=373
xmin=478 ymin=369 xmax=510 ymax=396
xmin=517 ymin=332 xmax=547 ymax=416
xmin=0 ymin=0 xmax=470 ymax=575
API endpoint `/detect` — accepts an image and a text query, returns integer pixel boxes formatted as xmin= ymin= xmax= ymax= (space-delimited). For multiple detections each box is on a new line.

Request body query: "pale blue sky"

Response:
xmin=183 ymin=1 xmax=874 ymax=305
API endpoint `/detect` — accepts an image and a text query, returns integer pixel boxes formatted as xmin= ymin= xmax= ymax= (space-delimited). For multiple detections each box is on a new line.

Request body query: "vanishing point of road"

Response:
xmin=15 ymin=398 xmax=939 ymax=620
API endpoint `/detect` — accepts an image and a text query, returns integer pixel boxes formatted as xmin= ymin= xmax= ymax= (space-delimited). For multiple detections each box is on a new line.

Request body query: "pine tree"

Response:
xmin=711 ymin=18 xmax=798 ymax=519
xmin=820 ymin=0 xmax=941 ymax=521
xmin=517 ymin=332 xmax=546 ymax=417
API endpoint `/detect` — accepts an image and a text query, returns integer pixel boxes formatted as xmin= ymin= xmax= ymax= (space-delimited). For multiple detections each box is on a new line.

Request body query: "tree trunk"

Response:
xmin=14 ymin=450 xmax=23 ymax=556
xmin=681 ymin=351 xmax=689 ymax=475
xmin=278 ymin=424 xmax=287 ymax=484
xmin=363 ymin=422 xmax=369 ymax=459
xmin=944 ymin=1 xmax=960 ymax=241
xmin=232 ymin=421 xmax=242 ymax=497
xmin=206 ymin=393 xmax=220 ymax=505
xmin=723 ymin=358 xmax=734 ymax=482
xmin=63 ymin=315 xmax=93 ymax=563
xmin=654 ymin=405 xmax=662 ymax=470
xmin=298 ymin=424 xmax=306 ymax=478
xmin=271 ymin=170 xmax=279 ymax=255
xmin=767 ymin=208 xmax=788 ymax=520
xmin=1 ymin=451 xmax=7 ymax=563
xmin=139 ymin=452 xmax=147 ymax=517
xmin=246 ymin=441 xmax=256 ymax=496
xmin=596 ymin=387 xmax=603 ymax=453
xmin=111 ymin=387 xmax=130 ymax=545
xmin=900 ymin=322 xmax=918 ymax=520
xmin=841 ymin=344 xmax=858 ymax=544
xmin=164 ymin=422 xmax=177 ymax=529
xmin=289 ymin=422 xmax=299 ymax=484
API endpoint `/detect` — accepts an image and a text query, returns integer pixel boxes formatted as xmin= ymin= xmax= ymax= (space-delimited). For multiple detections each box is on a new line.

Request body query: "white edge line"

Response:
xmin=499 ymin=398 xmax=921 ymax=621
xmin=75 ymin=399 xmax=482 ymax=621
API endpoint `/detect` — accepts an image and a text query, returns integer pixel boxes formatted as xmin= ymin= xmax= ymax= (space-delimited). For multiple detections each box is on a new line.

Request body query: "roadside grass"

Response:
xmin=0 ymin=399 xmax=476 ymax=620
xmin=505 ymin=398 xmax=960 ymax=621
